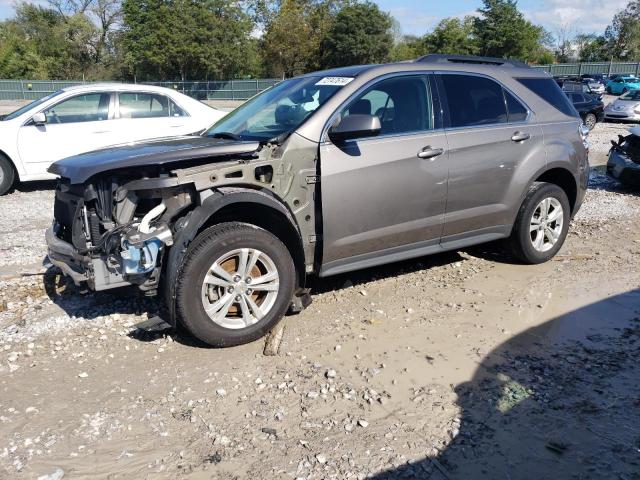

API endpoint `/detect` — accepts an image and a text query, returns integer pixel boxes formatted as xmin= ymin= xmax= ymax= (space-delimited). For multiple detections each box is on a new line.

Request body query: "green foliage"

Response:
xmin=474 ymin=0 xmax=547 ymax=62
xmin=605 ymin=1 xmax=640 ymax=60
xmin=424 ymin=16 xmax=478 ymax=56
xmin=320 ymin=1 xmax=393 ymax=68
xmin=121 ymin=0 xmax=257 ymax=81
xmin=579 ymin=36 xmax=609 ymax=62
xmin=388 ymin=35 xmax=424 ymax=62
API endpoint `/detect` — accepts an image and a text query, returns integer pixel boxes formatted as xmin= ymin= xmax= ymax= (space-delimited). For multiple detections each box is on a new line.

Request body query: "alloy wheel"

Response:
xmin=200 ymin=248 xmax=280 ymax=329
xmin=529 ymin=197 xmax=564 ymax=252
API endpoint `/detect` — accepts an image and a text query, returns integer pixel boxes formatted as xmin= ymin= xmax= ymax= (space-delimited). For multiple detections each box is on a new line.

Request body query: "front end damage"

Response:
xmin=46 ymin=134 xmax=319 ymax=308
xmin=47 ymin=175 xmax=189 ymax=294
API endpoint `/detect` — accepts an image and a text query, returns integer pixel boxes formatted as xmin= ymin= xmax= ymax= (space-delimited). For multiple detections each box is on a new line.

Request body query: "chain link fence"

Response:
xmin=0 ymin=78 xmax=281 ymax=101
xmin=532 ymin=62 xmax=640 ymax=77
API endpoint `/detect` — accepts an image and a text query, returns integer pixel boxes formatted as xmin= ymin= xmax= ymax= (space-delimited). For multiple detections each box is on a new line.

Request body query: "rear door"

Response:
xmin=320 ymin=73 xmax=449 ymax=274
xmin=109 ymin=91 xmax=192 ymax=143
xmin=437 ymin=73 xmax=544 ymax=238
xmin=16 ymin=91 xmax=115 ymax=176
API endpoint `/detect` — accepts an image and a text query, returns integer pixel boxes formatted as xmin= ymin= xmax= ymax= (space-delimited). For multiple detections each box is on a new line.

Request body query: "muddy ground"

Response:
xmin=1 ymin=139 xmax=639 ymax=479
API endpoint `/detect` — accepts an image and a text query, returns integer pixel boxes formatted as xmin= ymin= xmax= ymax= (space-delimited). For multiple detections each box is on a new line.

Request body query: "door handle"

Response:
xmin=417 ymin=146 xmax=444 ymax=160
xmin=511 ymin=131 xmax=531 ymax=142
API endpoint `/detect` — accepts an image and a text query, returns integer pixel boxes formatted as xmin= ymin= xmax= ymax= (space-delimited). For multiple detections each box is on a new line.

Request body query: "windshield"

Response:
xmin=620 ymin=90 xmax=640 ymax=100
xmin=205 ymin=76 xmax=350 ymax=142
xmin=3 ymin=91 xmax=64 ymax=121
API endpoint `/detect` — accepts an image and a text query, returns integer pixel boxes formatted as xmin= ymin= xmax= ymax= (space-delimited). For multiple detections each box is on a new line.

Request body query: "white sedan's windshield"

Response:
xmin=206 ymin=76 xmax=350 ymax=142
xmin=3 ymin=91 xmax=63 ymax=121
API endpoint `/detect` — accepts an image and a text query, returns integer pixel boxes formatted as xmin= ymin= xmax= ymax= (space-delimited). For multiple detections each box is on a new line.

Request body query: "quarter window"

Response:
xmin=118 ymin=92 xmax=186 ymax=119
xmin=439 ymin=74 xmax=507 ymax=127
xmin=517 ymin=78 xmax=578 ymax=117
xmin=342 ymin=75 xmax=433 ymax=136
xmin=504 ymin=90 xmax=528 ymax=122
xmin=43 ymin=93 xmax=110 ymax=124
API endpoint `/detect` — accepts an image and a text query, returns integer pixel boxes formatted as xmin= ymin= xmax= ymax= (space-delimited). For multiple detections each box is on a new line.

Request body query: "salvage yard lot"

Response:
xmin=1 ymin=124 xmax=639 ymax=479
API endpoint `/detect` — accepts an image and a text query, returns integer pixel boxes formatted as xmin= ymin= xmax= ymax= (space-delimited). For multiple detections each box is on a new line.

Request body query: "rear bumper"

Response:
xmin=45 ymin=225 xmax=89 ymax=285
xmin=607 ymin=149 xmax=640 ymax=186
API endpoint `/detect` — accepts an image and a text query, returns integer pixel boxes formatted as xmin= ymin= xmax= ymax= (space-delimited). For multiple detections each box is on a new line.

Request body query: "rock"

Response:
xmin=37 ymin=467 xmax=64 ymax=480
xmin=358 ymin=420 xmax=369 ymax=428
xmin=25 ymin=406 xmax=39 ymax=414
xmin=216 ymin=388 xmax=227 ymax=397
xmin=359 ymin=290 xmax=367 ymax=296
xmin=78 ymin=372 xmax=88 ymax=378
xmin=316 ymin=453 xmax=327 ymax=464
xmin=325 ymin=369 xmax=336 ymax=379
xmin=307 ymin=391 xmax=319 ymax=399
xmin=7 ymin=352 xmax=19 ymax=362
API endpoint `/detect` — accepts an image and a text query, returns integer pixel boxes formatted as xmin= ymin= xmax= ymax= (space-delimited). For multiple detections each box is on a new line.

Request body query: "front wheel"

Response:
xmin=507 ymin=182 xmax=570 ymax=264
xmin=176 ymin=222 xmax=296 ymax=347
xmin=584 ymin=113 xmax=597 ymax=130
xmin=606 ymin=86 xmax=612 ymax=94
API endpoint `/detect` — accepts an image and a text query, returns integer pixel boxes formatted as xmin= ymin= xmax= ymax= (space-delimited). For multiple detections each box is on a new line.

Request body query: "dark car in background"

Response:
xmin=566 ymin=92 xmax=604 ymax=129
xmin=608 ymin=126 xmax=640 ymax=185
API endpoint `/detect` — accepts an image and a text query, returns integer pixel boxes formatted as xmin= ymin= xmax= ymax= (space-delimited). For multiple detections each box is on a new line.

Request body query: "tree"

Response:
xmin=423 ymin=16 xmax=478 ymax=56
xmin=320 ymin=1 xmax=393 ymax=68
xmin=605 ymin=1 xmax=640 ymax=60
xmin=578 ymin=35 xmax=609 ymax=62
xmin=121 ymin=0 xmax=257 ymax=81
xmin=474 ymin=0 xmax=548 ymax=62
xmin=389 ymin=35 xmax=425 ymax=62
xmin=261 ymin=0 xmax=315 ymax=77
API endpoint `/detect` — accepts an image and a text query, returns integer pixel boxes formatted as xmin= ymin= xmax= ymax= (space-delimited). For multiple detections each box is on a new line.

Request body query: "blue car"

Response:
xmin=606 ymin=75 xmax=640 ymax=95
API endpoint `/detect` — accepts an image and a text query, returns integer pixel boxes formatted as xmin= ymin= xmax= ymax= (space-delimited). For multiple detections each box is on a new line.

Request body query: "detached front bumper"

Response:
xmin=45 ymin=225 xmax=89 ymax=285
xmin=607 ymin=149 xmax=640 ymax=186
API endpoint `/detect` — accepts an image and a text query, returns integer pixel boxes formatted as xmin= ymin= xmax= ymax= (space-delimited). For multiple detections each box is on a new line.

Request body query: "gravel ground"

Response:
xmin=0 ymin=154 xmax=639 ymax=478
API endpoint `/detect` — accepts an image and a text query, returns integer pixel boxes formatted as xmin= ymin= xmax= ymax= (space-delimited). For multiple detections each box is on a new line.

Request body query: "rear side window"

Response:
xmin=504 ymin=90 xmax=528 ymax=122
xmin=119 ymin=92 xmax=187 ymax=119
xmin=439 ymin=74 xmax=507 ymax=127
xmin=517 ymin=78 xmax=578 ymax=117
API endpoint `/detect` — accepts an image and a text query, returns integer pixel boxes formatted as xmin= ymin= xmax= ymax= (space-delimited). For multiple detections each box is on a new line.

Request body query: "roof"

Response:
xmin=61 ymin=83 xmax=179 ymax=94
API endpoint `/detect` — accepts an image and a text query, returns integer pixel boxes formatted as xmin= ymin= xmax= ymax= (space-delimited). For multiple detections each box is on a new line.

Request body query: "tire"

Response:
xmin=176 ymin=222 xmax=296 ymax=347
xmin=507 ymin=182 xmax=570 ymax=264
xmin=584 ymin=113 xmax=597 ymax=130
xmin=0 ymin=155 xmax=15 ymax=196
xmin=622 ymin=88 xmax=628 ymax=95
xmin=606 ymin=86 xmax=611 ymax=94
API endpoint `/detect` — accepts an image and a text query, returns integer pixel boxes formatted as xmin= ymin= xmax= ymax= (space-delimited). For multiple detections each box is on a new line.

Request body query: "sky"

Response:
xmin=0 ymin=0 xmax=630 ymax=37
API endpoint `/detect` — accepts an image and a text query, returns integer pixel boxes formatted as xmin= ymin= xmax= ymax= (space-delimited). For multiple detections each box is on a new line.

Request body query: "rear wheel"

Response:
xmin=176 ymin=222 xmax=296 ymax=347
xmin=0 ymin=155 xmax=15 ymax=196
xmin=584 ymin=113 xmax=597 ymax=130
xmin=606 ymin=86 xmax=611 ymax=94
xmin=507 ymin=182 xmax=570 ymax=264
xmin=622 ymin=87 xmax=629 ymax=95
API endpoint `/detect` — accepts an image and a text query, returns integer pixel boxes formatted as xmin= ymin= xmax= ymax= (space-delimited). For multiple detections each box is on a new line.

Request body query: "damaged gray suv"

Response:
xmin=46 ymin=55 xmax=589 ymax=347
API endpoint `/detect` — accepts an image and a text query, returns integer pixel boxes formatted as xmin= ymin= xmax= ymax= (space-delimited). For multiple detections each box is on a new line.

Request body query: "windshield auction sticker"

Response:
xmin=315 ymin=77 xmax=355 ymax=86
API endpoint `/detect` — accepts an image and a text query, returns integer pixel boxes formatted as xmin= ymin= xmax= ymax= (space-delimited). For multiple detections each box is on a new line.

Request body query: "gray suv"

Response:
xmin=46 ymin=55 xmax=589 ymax=347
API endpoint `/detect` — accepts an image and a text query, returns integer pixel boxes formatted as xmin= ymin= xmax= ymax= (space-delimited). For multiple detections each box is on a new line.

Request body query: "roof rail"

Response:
xmin=416 ymin=54 xmax=529 ymax=68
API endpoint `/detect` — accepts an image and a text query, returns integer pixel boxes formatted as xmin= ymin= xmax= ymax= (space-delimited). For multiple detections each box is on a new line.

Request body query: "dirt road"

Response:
xmin=1 ymin=158 xmax=639 ymax=478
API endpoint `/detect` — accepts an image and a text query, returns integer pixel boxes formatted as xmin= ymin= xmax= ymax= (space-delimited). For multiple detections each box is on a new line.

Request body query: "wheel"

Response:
xmin=622 ymin=88 xmax=628 ymax=95
xmin=176 ymin=222 xmax=296 ymax=347
xmin=584 ymin=113 xmax=597 ymax=130
xmin=507 ymin=182 xmax=570 ymax=264
xmin=0 ymin=155 xmax=15 ymax=196
xmin=606 ymin=86 xmax=611 ymax=94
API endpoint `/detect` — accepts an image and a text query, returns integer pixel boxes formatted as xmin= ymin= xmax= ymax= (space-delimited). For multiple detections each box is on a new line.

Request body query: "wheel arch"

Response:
xmin=163 ymin=187 xmax=306 ymax=326
xmin=534 ymin=167 xmax=578 ymax=214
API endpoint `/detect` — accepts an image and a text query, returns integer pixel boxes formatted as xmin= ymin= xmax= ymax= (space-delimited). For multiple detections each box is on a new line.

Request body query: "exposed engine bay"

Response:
xmin=47 ymin=134 xmax=319 ymax=296
xmin=610 ymin=131 xmax=640 ymax=165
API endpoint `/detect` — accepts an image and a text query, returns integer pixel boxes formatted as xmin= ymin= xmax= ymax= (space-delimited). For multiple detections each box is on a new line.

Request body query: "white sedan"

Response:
xmin=0 ymin=83 xmax=226 ymax=195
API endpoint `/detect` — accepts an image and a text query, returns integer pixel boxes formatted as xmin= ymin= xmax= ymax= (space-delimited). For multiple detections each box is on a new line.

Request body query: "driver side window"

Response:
xmin=44 ymin=93 xmax=111 ymax=124
xmin=341 ymin=75 xmax=432 ymax=137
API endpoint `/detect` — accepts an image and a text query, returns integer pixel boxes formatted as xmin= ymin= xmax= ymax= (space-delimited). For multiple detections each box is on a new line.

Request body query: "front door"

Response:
xmin=17 ymin=92 xmax=114 ymax=176
xmin=320 ymin=74 xmax=449 ymax=275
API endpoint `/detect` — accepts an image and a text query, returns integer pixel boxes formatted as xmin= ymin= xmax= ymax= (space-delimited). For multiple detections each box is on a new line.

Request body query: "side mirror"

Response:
xmin=328 ymin=114 xmax=381 ymax=143
xmin=32 ymin=112 xmax=47 ymax=126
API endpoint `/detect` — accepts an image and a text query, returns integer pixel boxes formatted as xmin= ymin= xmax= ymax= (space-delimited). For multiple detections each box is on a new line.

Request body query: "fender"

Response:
xmin=163 ymin=187 xmax=303 ymax=326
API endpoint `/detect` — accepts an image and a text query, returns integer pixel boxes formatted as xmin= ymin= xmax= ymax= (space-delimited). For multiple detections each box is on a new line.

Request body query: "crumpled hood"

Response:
xmin=48 ymin=136 xmax=261 ymax=184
